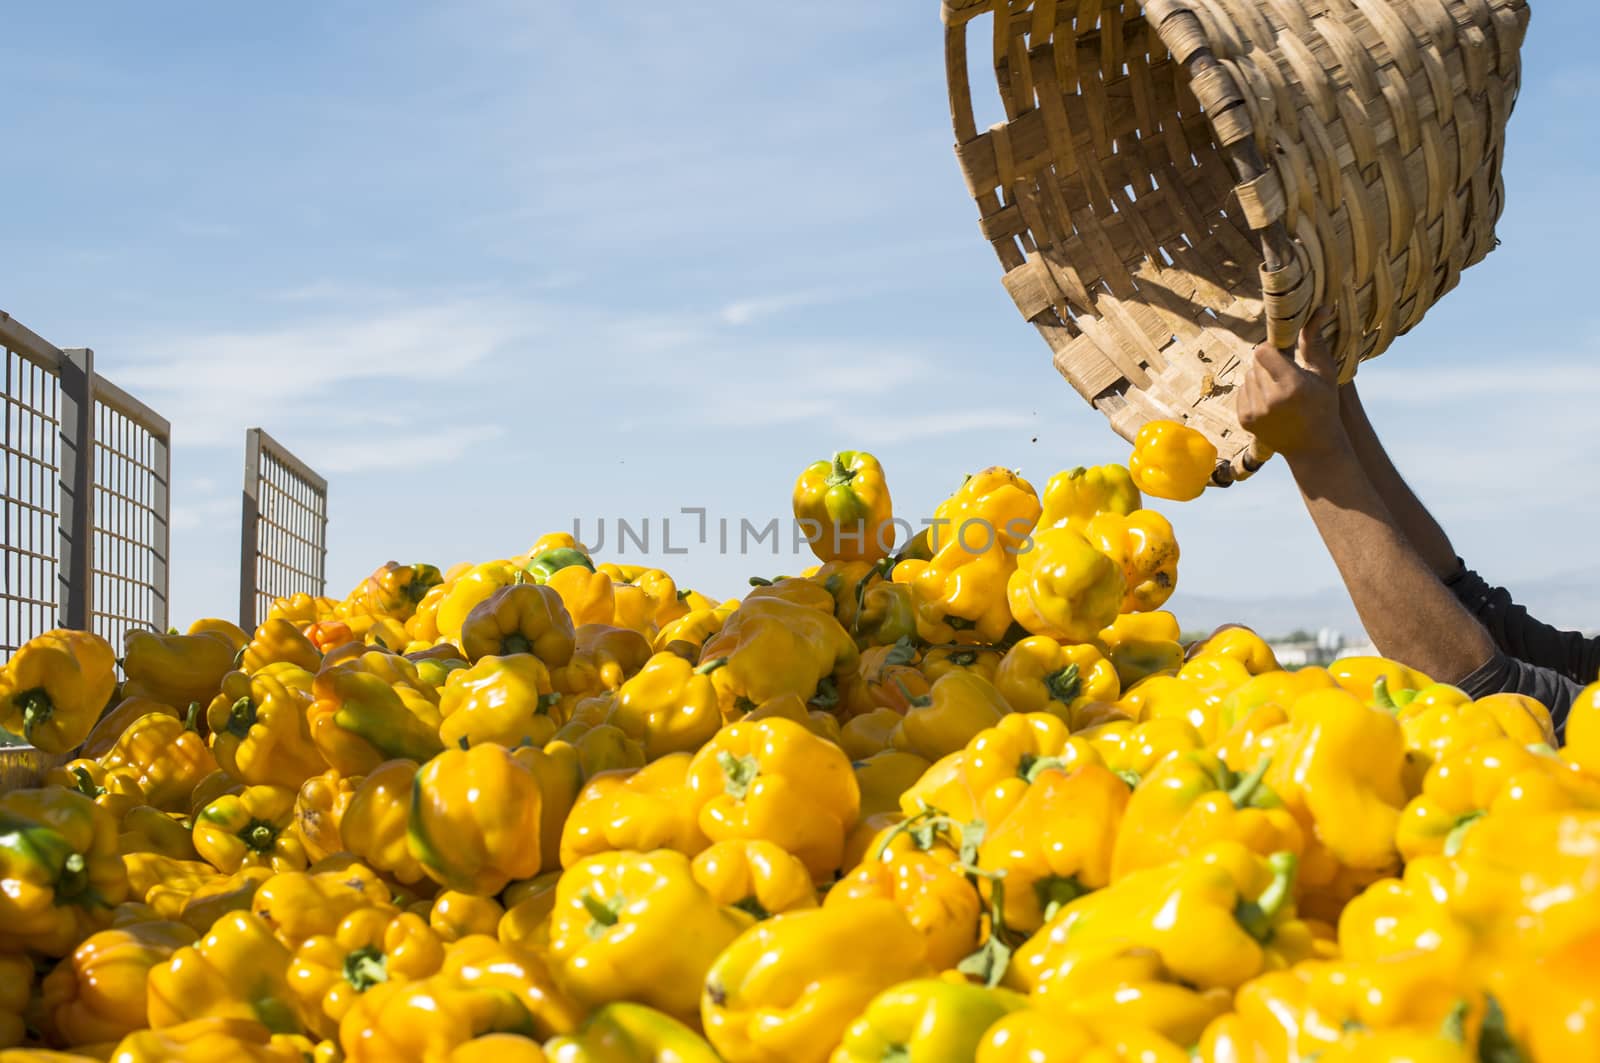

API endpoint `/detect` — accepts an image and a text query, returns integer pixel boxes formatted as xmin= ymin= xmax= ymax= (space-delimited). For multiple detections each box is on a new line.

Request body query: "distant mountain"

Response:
xmin=1168 ymin=567 xmax=1600 ymax=641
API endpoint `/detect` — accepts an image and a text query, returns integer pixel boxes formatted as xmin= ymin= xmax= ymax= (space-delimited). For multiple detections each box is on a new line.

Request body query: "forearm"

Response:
xmin=1286 ymin=441 xmax=1495 ymax=684
xmin=1338 ymin=387 xmax=1459 ymax=577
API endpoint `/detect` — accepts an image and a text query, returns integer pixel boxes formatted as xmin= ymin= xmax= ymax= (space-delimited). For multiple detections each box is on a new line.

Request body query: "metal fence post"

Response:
xmin=57 ymin=348 xmax=94 ymax=630
xmin=150 ymin=431 xmax=171 ymax=633
xmin=239 ymin=428 xmax=261 ymax=629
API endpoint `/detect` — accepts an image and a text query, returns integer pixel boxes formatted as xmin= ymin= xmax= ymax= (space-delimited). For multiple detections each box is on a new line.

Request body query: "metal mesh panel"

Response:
xmin=1 ymin=347 xmax=61 ymax=661
xmin=241 ymin=429 xmax=328 ymax=629
xmin=90 ymin=395 xmax=169 ymax=651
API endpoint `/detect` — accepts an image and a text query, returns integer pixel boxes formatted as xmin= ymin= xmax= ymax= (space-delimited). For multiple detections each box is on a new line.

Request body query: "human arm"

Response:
xmin=1235 ymin=314 xmax=1496 ymax=685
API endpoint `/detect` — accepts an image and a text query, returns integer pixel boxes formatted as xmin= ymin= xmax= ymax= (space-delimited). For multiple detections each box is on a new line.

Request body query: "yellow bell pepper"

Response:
xmin=544 ymin=1002 xmax=719 ymax=1063
xmin=496 ymin=872 xmax=560 ymax=948
xmin=697 ymin=597 xmax=858 ymax=716
xmin=1084 ymin=509 xmax=1180 ymax=613
xmin=0 ymin=952 xmax=29 ymax=1047
xmin=147 ymin=910 xmax=298 ymax=1032
xmin=240 ymin=619 xmax=324 ymax=675
xmin=251 ymin=863 xmax=394 ymax=948
xmin=1127 ymin=419 xmax=1217 ymax=502
xmin=121 ymin=628 xmax=239 ymax=709
xmin=888 ymin=672 xmax=1012 ymax=763
xmin=205 ymin=665 xmax=325 ymax=788
xmin=78 ymin=696 xmax=177 ymax=759
xmin=551 ymin=625 xmax=653 ymax=695
xmin=0 ymin=788 xmax=128 ymax=956
xmin=701 ymin=898 xmax=933 ymax=1063
xmin=1328 ymin=656 xmax=1433 ymax=704
xmin=1336 ymin=876 xmax=1474 ymax=969
xmin=559 ymin=752 xmax=709 ymax=868
xmin=978 ymin=763 xmax=1130 ymax=934
xmin=1037 ymin=464 xmax=1143 ymax=533
xmin=1010 ymin=842 xmax=1311 ymax=995
xmin=1187 ymin=626 xmax=1281 ymax=675
xmin=828 ymin=841 xmax=981 ymax=970
xmin=840 ymin=708 xmax=902 ymax=761
xmin=48 ymin=760 xmax=145 ymax=822
xmin=1565 ymin=681 xmax=1600 ymax=775
xmin=839 ymin=640 xmax=930 ymax=718
xmin=687 ymin=717 xmax=860 ymax=882
xmin=36 ymin=919 xmax=197 ymax=1045
xmin=429 ymin=891 xmax=504 ymax=944
xmin=308 ymin=669 xmax=443 ymax=777
xmin=458 ymin=584 xmax=577 ymax=669
xmin=288 ymin=907 xmax=446 ymax=1038
xmin=112 ymin=1017 xmax=306 ymax=1062
xmin=936 ymin=712 xmax=1103 ymax=828
xmin=994 ymin=636 xmax=1120 ymax=718
xmin=336 ymin=759 xmax=426 ymax=885
xmin=0 ymin=630 xmax=117 ymax=753
xmin=1028 ymin=941 xmax=1234 ymax=1047
xmin=124 ymin=851 xmax=215 ymax=917
xmin=337 ymin=973 xmax=539 ymax=1062
xmin=269 ymin=593 xmax=342 ymax=628
xmin=1396 ymin=692 xmax=1557 ymax=791
xmin=1396 ymin=738 xmax=1600 ymax=861
xmin=436 ymin=655 xmax=560 ymax=750
xmin=977 ymin=1009 xmax=1188 ymax=1063
xmin=609 ymin=653 xmax=725 ymax=760
xmin=1078 ymin=717 xmax=1204 ymax=783
xmin=832 ymin=979 xmax=1026 ymax=1063
xmin=173 ymin=866 xmax=272 ymax=936
xmin=409 ymin=744 xmax=544 ymax=895
xmin=792 ymin=451 xmax=895 ymax=564
xmin=652 ymin=606 xmax=732 ymax=656
xmin=343 ymin=562 xmax=444 ymax=622
xmin=437 ymin=936 xmax=584 ymax=1041
xmin=435 ymin=562 xmax=527 ymax=643
xmin=193 ymin=784 xmax=304 ymax=874
xmin=551 ymin=849 xmax=751 ymax=1023
xmin=689 ymin=839 xmax=816 ymax=920
xmin=1111 ymin=750 xmax=1303 ymax=880
xmin=852 ymin=751 xmax=931 ymax=818
xmin=292 ymin=770 xmax=358 ymax=865
xmin=1096 ymin=611 xmax=1185 ymax=688
xmin=1494 ymin=924 xmax=1600 ymax=1063
xmin=544 ymin=567 xmax=617 ymax=630
xmin=98 ymin=702 xmax=217 ymax=814
xmin=117 ymin=804 xmax=198 ymax=861
xmin=740 ymin=693 xmax=843 ymax=746
xmin=919 ymin=644 xmax=1001 ymax=684
xmin=1253 ymin=689 xmax=1407 ymax=886
xmin=1119 ymin=674 xmax=1228 ymax=744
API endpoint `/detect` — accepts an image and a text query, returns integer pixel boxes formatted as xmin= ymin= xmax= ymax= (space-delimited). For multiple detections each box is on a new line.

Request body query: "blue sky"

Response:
xmin=6 ymin=3 xmax=1597 ymax=633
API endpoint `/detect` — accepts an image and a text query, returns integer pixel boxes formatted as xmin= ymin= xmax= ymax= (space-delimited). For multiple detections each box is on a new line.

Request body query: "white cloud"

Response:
xmin=315 ymin=424 xmax=507 ymax=474
xmin=719 ymin=291 xmax=841 ymax=326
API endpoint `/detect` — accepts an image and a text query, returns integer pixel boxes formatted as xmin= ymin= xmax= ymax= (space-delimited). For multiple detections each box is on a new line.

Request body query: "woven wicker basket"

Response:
xmin=944 ymin=0 xmax=1529 ymax=484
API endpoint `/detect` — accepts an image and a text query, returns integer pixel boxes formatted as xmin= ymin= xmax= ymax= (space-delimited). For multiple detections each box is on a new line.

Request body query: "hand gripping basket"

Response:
xmin=943 ymin=0 xmax=1529 ymax=484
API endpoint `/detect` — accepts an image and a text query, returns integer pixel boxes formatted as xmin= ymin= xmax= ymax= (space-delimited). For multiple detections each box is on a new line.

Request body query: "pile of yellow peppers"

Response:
xmin=0 ymin=443 xmax=1595 ymax=1063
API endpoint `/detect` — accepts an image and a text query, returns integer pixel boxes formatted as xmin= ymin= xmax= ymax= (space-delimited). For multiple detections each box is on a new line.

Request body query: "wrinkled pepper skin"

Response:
xmin=827 ymin=842 xmax=981 ymax=970
xmin=409 ymin=744 xmax=544 ymax=895
xmin=1007 ymin=528 xmax=1125 ymax=644
xmin=0 ymin=630 xmax=117 ymax=753
xmin=1128 ymin=419 xmax=1217 ymax=502
xmin=437 ymin=655 xmax=559 ymax=750
xmin=610 ymin=653 xmax=725 ymax=760
xmin=111 ymin=1016 xmax=306 ymax=1062
xmin=460 ymin=584 xmax=577 ymax=669
xmin=978 ymin=764 xmax=1131 ymax=934
xmin=0 ymin=788 xmax=128 ymax=956
xmin=429 ymin=891 xmax=504 ymax=943
xmin=49 ymin=761 xmax=145 ymax=822
xmin=206 ymin=665 xmax=326 ymax=788
xmin=441 ymin=934 xmax=584 ymax=1040
xmin=697 ymin=597 xmax=858 ymax=716
xmin=1010 ymin=843 xmax=1310 ymax=994
xmin=552 ymin=626 xmax=655 ymax=696
xmin=240 ymin=619 xmax=324 ymax=675
xmin=193 ymin=784 xmax=304 ymax=874
xmin=701 ymin=899 xmax=933 ymax=1063
xmin=994 ymin=636 xmax=1120 ymax=718
xmin=1096 ymin=611 xmax=1186 ymax=689
xmin=293 ymin=770 xmax=359 ymax=865
xmin=551 ymin=849 xmax=750 ymax=1022
xmin=0 ymin=952 xmax=30 ymax=1047
xmin=344 ymin=562 xmax=444 ymax=622
xmin=146 ymin=910 xmax=298 ymax=1033
xmin=686 ymin=717 xmax=860 ymax=882
xmin=1086 ymin=509 xmax=1180 ymax=614
xmin=1038 ymin=464 xmax=1143 ymax=533
xmin=338 ymin=973 xmax=538 ymax=1062
xmin=559 ymin=753 xmax=710 ymax=868
xmin=100 ymin=704 xmax=218 ymax=814
xmin=172 ymin=866 xmax=272 ymax=936
xmin=831 ymin=980 xmax=1025 ymax=1063
xmin=690 ymin=839 xmax=817 ymax=920
xmin=1189 ymin=626 xmax=1282 ymax=676
xmin=308 ymin=669 xmax=444 ymax=777
xmin=287 ymin=907 xmax=446 ymax=1038
xmin=793 ymin=451 xmax=895 ymax=564
xmin=1112 ymin=750 xmax=1304 ymax=880
xmin=544 ymin=1002 xmax=720 ymax=1063
xmin=80 ymin=696 xmax=179 ymax=759
xmin=949 ymin=712 xmax=1105 ymax=828
xmin=36 ymin=919 xmax=197 ymax=1045
xmin=251 ymin=864 xmax=394 ymax=948
xmin=121 ymin=628 xmax=239 ymax=710
xmin=977 ymin=1009 xmax=1188 ymax=1063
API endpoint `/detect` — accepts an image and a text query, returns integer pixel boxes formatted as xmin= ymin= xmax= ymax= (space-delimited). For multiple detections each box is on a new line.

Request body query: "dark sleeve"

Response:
xmin=1454 ymin=653 xmax=1579 ymax=743
xmin=1446 ymin=561 xmax=1600 ymax=686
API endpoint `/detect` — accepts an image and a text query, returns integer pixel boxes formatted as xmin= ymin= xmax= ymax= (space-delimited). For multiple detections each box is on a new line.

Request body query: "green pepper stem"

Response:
xmin=15 ymin=689 xmax=54 ymax=744
xmin=718 ymin=751 xmax=760 ymax=800
xmin=244 ymin=821 xmax=279 ymax=853
xmin=824 ymin=454 xmax=856 ymax=487
xmin=227 ymin=696 xmax=258 ymax=738
xmin=501 ymin=634 xmax=533 ymax=656
xmin=694 ymin=657 xmax=729 ymax=676
xmin=1045 ymin=663 xmax=1082 ymax=704
xmin=580 ymin=891 xmax=623 ymax=936
xmin=1444 ymin=811 xmax=1486 ymax=857
xmin=1226 ymin=757 xmax=1272 ymax=808
xmin=343 ymin=946 xmax=390 ymax=992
